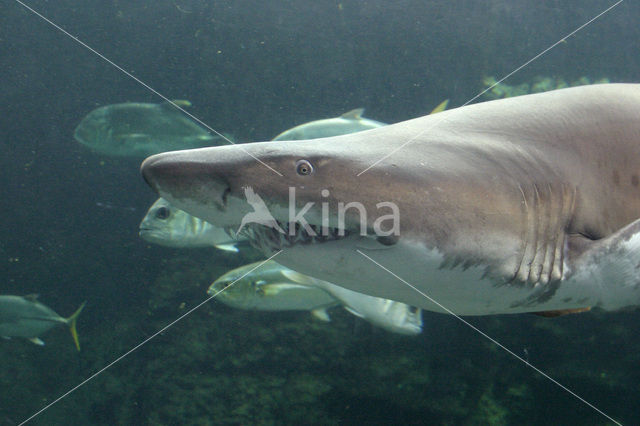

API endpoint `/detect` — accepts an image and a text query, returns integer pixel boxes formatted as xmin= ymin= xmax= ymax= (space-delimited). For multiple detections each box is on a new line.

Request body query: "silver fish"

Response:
xmin=271 ymin=101 xmax=447 ymax=141
xmin=211 ymin=261 xmax=422 ymax=334
xmin=272 ymin=108 xmax=387 ymax=141
xmin=208 ymin=261 xmax=338 ymax=321
xmin=280 ymin=267 xmax=422 ymax=335
xmin=0 ymin=295 xmax=85 ymax=350
xmin=139 ymin=197 xmax=242 ymax=251
xmin=74 ymin=100 xmax=220 ymax=157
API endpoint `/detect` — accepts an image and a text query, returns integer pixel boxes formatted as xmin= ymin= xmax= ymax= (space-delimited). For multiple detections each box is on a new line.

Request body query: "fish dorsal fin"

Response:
xmin=532 ymin=307 xmax=591 ymax=317
xmin=340 ymin=108 xmax=365 ymax=120
xmin=23 ymin=294 xmax=40 ymax=302
xmin=429 ymin=99 xmax=449 ymax=114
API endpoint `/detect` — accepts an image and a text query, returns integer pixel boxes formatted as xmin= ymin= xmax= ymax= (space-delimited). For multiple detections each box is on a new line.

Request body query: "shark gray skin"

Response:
xmin=141 ymin=84 xmax=640 ymax=316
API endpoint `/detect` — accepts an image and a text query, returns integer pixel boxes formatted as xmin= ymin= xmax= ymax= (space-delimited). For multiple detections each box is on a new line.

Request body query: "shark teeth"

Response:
xmin=240 ymin=221 xmax=350 ymax=252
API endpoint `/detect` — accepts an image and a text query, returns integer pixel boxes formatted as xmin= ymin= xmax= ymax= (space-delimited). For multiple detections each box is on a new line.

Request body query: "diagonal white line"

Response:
xmin=462 ymin=0 xmax=624 ymax=108
xmin=357 ymin=0 xmax=624 ymax=176
xmin=356 ymin=249 xmax=621 ymax=425
xmin=19 ymin=250 xmax=283 ymax=425
xmin=356 ymin=113 xmax=449 ymax=176
xmin=13 ymin=0 xmax=627 ymax=424
xmin=13 ymin=0 xmax=283 ymax=177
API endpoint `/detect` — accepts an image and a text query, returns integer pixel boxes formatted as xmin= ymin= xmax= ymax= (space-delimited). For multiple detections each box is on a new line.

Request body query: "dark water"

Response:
xmin=1 ymin=1 xmax=638 ymax=424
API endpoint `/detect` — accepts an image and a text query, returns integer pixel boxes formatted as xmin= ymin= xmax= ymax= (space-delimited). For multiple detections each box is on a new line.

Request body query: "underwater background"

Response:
xmin=1 ymin=0 xmax=639 ymax=424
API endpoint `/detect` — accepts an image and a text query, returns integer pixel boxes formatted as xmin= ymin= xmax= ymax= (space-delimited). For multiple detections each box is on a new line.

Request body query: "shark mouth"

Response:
xmin=236 ymin=221 xmax=351 ymax=252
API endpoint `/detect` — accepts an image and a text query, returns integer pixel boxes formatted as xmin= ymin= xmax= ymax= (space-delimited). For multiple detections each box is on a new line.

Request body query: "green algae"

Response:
xmin=482 ymin=75 xmax=611 ymax=99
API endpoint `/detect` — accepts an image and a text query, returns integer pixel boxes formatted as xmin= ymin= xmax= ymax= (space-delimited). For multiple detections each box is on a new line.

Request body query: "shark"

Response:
xmin=141 ymin=84 xmax=640 ymax=316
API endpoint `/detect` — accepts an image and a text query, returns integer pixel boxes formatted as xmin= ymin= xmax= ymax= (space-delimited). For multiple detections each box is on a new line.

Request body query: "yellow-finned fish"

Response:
xmin=139 ymin=197 xmax=245 ymax=251
xmin=211 ymin=261 xmax=423 ymax=334
xmin=209 ymin=262 xmax=338 ymax=322
xmin=272 ymin=100 xmax=448 ymax=141
xmin=280 ymin=268 xmax=423 ymax=335
xmin=0 ymin=295 xmax=85 ymax=350
xmin=74 ymin=100 xmax=222 ymax=157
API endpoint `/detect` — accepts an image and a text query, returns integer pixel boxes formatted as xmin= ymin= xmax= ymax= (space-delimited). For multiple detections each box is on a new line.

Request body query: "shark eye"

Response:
xmin=155 ymin=206 xmax=170 ymax=220
xmin=296 ymin=159 xmax=314 ymax=176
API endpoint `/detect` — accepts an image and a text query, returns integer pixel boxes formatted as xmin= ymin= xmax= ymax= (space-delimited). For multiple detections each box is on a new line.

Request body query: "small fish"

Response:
xmin=212 ymin=261 xmax=423 ymax=334
xmin=271 ymin=100 xmax=448 ymax=141
xmin=281 ymin=268 xmax=423 ymax=335
xmin=272 ymin=108 xmax=387 ymax=141
xmin=74 ymin=100 xmax=221 ymax=157
xmin=139 ymin=198 xmax=244 ymax=251
xmin=0 ymin=295 xmax=85 ymax=350
xmin=209 ymin=261 xmax=338 ymax=321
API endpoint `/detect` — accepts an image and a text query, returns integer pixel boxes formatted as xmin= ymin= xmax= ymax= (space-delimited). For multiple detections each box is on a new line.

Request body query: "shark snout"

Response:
xmin=140 ymin=153 xmax=165 ymax=191
xmin=141 ymin=149 xmax=233 ymax=213
xmin=141 ymin=152 xmax=196 ymax=194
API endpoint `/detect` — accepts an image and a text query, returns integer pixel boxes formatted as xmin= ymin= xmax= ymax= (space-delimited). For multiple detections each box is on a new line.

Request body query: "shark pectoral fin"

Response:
xmin=66 ymin=301 xmax=86 ymax=351
xmin=532 ymin=307 xmax=591 ymax=317
xmin=311 ymin=307 xmax=332 ymax=322
xmin=214 ymin=243 xmax=239 ymax=252
xmin=570 ymin=218 xmax=640 ymax=310
xmin=340 ymin=108 xmax=365 ymax=120
xmin=28 ymin=337 xmax=45 ymax=346
xmin=429 ymin=99 xmax=449 ymax=114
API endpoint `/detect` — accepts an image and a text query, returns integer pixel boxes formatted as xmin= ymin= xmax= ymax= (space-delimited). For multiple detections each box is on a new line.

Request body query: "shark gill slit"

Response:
xmin=517 ymin=184 xmax=539 ymax=284
xmin=540 ymin=183 xmax=559 ymax=285
xmin=515 ymin=183 xmax=575 ymax=287
xmin=511 ymin=184 xmax=529 ymax=284
xmin=555 ymin=185 xmax=577 ymax=281
xmin=533 ymin=183 xmax=557 ymax=285
xmin=528 ymin=183 xmax=546 ymax=284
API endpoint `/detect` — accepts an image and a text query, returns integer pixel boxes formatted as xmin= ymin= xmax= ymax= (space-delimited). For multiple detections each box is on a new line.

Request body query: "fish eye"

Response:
xmin=155 ymin=206 xmax=170 ymax=220
xmin=295 ymin=159 xmax=314 ymax=176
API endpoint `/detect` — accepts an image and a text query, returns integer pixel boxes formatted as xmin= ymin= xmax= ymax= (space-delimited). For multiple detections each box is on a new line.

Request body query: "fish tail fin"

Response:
xmin=66 ymin=301 xmax=86 ymax=351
